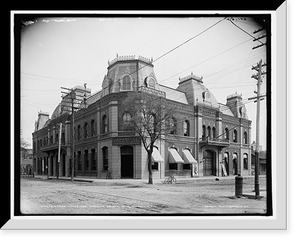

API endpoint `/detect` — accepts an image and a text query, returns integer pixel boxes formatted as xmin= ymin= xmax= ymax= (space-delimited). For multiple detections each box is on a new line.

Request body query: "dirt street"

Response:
xmin=20 ymin=176 xmax=267 ymax=215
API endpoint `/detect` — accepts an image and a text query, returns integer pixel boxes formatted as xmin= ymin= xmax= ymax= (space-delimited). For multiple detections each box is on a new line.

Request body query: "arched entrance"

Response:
xmin=203 ymin=150 xmax=215 ymax=176
xmin=224 ymin=152 xmax=229 ymax=176
xmin=233 ymin=153 xmax=238 ymax=175
xmin=50 ymin=155 xmax=54 ymax=176
xmin=121 ymin=146 xmax=134 ymax=178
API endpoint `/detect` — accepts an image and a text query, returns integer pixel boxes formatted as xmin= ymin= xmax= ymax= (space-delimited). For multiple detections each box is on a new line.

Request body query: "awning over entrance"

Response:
xmin=182 ymin=149 xmax=197 ymax=164
xmin=151 ymin=147 xmax=164 ymax=163
xmin=168 ymin=148 xmax=184 ymax=163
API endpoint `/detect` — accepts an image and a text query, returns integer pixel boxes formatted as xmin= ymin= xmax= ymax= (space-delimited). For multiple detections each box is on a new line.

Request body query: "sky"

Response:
xmin=20 ymin=15 xmax=267 ymax=149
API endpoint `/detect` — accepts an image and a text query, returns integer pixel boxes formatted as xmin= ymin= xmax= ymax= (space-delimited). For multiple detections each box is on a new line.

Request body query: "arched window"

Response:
xmin=77 ymin=151 xmax=82 ymax=171
xmin=244 ymin=131 xmax=248 ymax=144
xmin=207 ymin=126 xmax=211 ymax=139
xmin=233 ymin=129 xmax=238 ymax=143
xmin=102 ymin=147 xmax=108 ymax=171
xmin=77 ymin=125 xmax=81 ymax=140
xmin=102 ymin=115 xmax=108 ymax=133
xmin=91 ymin=119 xmax=96 ymax=137
xmin=212 ymin=127 xmax=216 ymax=139
xmin=123 ymin=112 xmax=131 ymax=123
xmin=183 ymin=120 xmax=190 ymax=137
xmin=148 ymin=78 xmax=155 ymax=89
xmin=243 ymin=153 xmax=248 ymax=169
xmin=202 ymin=125 xmax=206 ymax=140
xmin=84 ymin=122 xmax=88 ymax=138
xmin=84 ymin=150 xmax=89 ymax=171
xmin=122 ymin=76 xmax=131 ymax=91
xmin=91 ymin=149 xmax=96 ymax=171
xmin=169 ymin=117 xmax=177 ymax=135
xmin=122 ymin=112 xmax=132 ymax=131
xmin=225 ymin=128 xmax=229 ymax=140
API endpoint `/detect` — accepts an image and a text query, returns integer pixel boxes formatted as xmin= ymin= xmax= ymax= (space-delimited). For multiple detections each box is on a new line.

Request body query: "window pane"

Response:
xmin=122 ymin=76 xmax=131 ymax=90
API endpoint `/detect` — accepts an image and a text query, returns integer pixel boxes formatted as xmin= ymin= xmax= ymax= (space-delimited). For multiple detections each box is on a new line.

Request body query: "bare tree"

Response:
xmin=21 ymin=137 xmax=30 ymax=159
xmin=121 ymin=91 xmax=175 ymax=184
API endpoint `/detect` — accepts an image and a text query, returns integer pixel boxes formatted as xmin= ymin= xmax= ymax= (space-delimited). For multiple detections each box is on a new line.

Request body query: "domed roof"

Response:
xmin=176 ymin=73 xmax=219 ymax=108
xmin=51 ymin=103 xmax=63 ymax=120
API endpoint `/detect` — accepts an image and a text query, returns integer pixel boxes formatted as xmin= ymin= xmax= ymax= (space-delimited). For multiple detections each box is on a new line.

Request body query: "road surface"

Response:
xmin=20 ymin=176 xmax=267 ymax=215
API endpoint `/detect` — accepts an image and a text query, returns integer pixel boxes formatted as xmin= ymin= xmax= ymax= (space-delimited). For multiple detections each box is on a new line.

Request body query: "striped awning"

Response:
xmin=168 ymin=148 xmax=184 ymax=163
xmin=182 ymin=149 xmax=197 ymax=164
xmin=151 ymin=147 xmax=164 ymax=163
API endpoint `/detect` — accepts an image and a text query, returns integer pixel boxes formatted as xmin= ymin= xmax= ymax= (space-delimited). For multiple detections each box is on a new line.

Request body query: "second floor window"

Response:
xmin=84 ymin=122 xmax=88 ymax=138
xmin=233 ymin=129 xmax=238 ymax=143
xmin=183 ymin=120 xmax=190 ymax=137
xmin=77 ymin=125 xmax=81 ymax=140
xmin=91 ymin=119 xmax=96 ymax=137
xmin=225 ymin=128 xmax=229 ymax=140
xmin=102 ymin=115 xmax=108 ymax=133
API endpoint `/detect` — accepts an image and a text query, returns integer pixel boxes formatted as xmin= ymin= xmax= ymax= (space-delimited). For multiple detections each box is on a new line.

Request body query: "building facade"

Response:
xmin=32 ymin=55 xmax=252 ymax=179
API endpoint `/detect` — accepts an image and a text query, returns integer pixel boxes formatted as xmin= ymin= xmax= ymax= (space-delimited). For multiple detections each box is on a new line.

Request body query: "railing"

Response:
xmin=199 ymin=137 xmax=230 ymax=147
xmin=138 ymin=86 xmax=166 ymax=98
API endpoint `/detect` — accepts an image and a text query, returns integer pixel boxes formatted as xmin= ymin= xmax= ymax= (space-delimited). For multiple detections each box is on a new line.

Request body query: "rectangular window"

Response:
xmin=151 ymin=162 xmax=159 ymax=170
xmin=169 ymin=163 xmax=178 ymax=170
xmin=183 ymin=164 xmax=191 ymax=170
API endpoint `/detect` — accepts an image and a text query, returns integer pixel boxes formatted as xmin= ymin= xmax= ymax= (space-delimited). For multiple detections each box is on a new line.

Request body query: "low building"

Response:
xmin=32 ymin=55 xmax=252 ymax=179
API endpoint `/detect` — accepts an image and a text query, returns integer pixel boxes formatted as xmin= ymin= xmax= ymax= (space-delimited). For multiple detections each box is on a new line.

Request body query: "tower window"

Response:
xmin=122 ymin=76 xmax=131 ymax=91
xmin=244 ymin=131 xmax=248 ymax=144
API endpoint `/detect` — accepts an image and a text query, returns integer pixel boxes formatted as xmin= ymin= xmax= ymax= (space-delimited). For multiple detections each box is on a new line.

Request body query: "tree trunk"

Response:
xmin=147 ymin=151 xmax=153 ymax=184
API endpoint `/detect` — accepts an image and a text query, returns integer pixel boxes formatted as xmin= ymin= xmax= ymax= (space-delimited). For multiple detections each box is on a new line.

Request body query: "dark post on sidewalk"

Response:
xmin=235 ymin=174 xmax=243 ymax=197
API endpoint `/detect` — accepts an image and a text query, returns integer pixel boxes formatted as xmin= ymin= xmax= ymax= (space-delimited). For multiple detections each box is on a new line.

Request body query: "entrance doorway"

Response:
xmin=50 ymin=155 xmax=54 ymax=176
xmin=121 ymin=146 xmax=134 ymax=178
xmin=203 ymin=150 xmax=214 ymax=176
xmin=62 ymin=153 xmax=66 ymax=177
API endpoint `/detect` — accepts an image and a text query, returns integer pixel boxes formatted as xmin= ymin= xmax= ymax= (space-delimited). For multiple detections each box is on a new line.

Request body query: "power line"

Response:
xmin=159 ymin=38 xmax=252 ymax=84
xmin=229 ymin=20 xmax=264 ymax=45
xmin=131 ymin=18 xmax=182 ymax=54
xmin=153 ymin=17 xmax=226 ymax=63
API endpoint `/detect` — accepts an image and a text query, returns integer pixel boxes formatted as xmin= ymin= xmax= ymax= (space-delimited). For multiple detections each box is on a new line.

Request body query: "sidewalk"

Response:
xmin=31 ymin=174 xmax=265 ymax=184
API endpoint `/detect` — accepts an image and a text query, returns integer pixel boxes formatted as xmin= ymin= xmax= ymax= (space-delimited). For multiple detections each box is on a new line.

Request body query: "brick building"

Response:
xmin=32 ymin=55 xmax=252 ymax=179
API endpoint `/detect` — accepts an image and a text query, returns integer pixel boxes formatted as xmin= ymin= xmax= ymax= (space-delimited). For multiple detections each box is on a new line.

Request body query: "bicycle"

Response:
xmin=164 ymin=175 xmax=177 ymax=184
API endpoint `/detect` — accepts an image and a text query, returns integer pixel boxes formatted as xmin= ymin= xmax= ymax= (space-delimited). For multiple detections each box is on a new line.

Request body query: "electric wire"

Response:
xmin=153 ymin=17 xmax=227 ymax=63
xmin=229 ymin=20 xmax=265 ymax=45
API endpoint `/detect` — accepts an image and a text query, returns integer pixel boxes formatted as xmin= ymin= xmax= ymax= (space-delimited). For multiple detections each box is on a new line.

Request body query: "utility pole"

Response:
xmin=61 ymin=87 xmax=78 ymax=182
xmin=250 ymin=59 xmax=266 ymax=197
xmin=252 ymin=27 xmax=266 ymax=50
xmin=57 ymin=122 xmax=62 ymax=179
xmin=61 ymin=85 xmax=87 ymax=182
